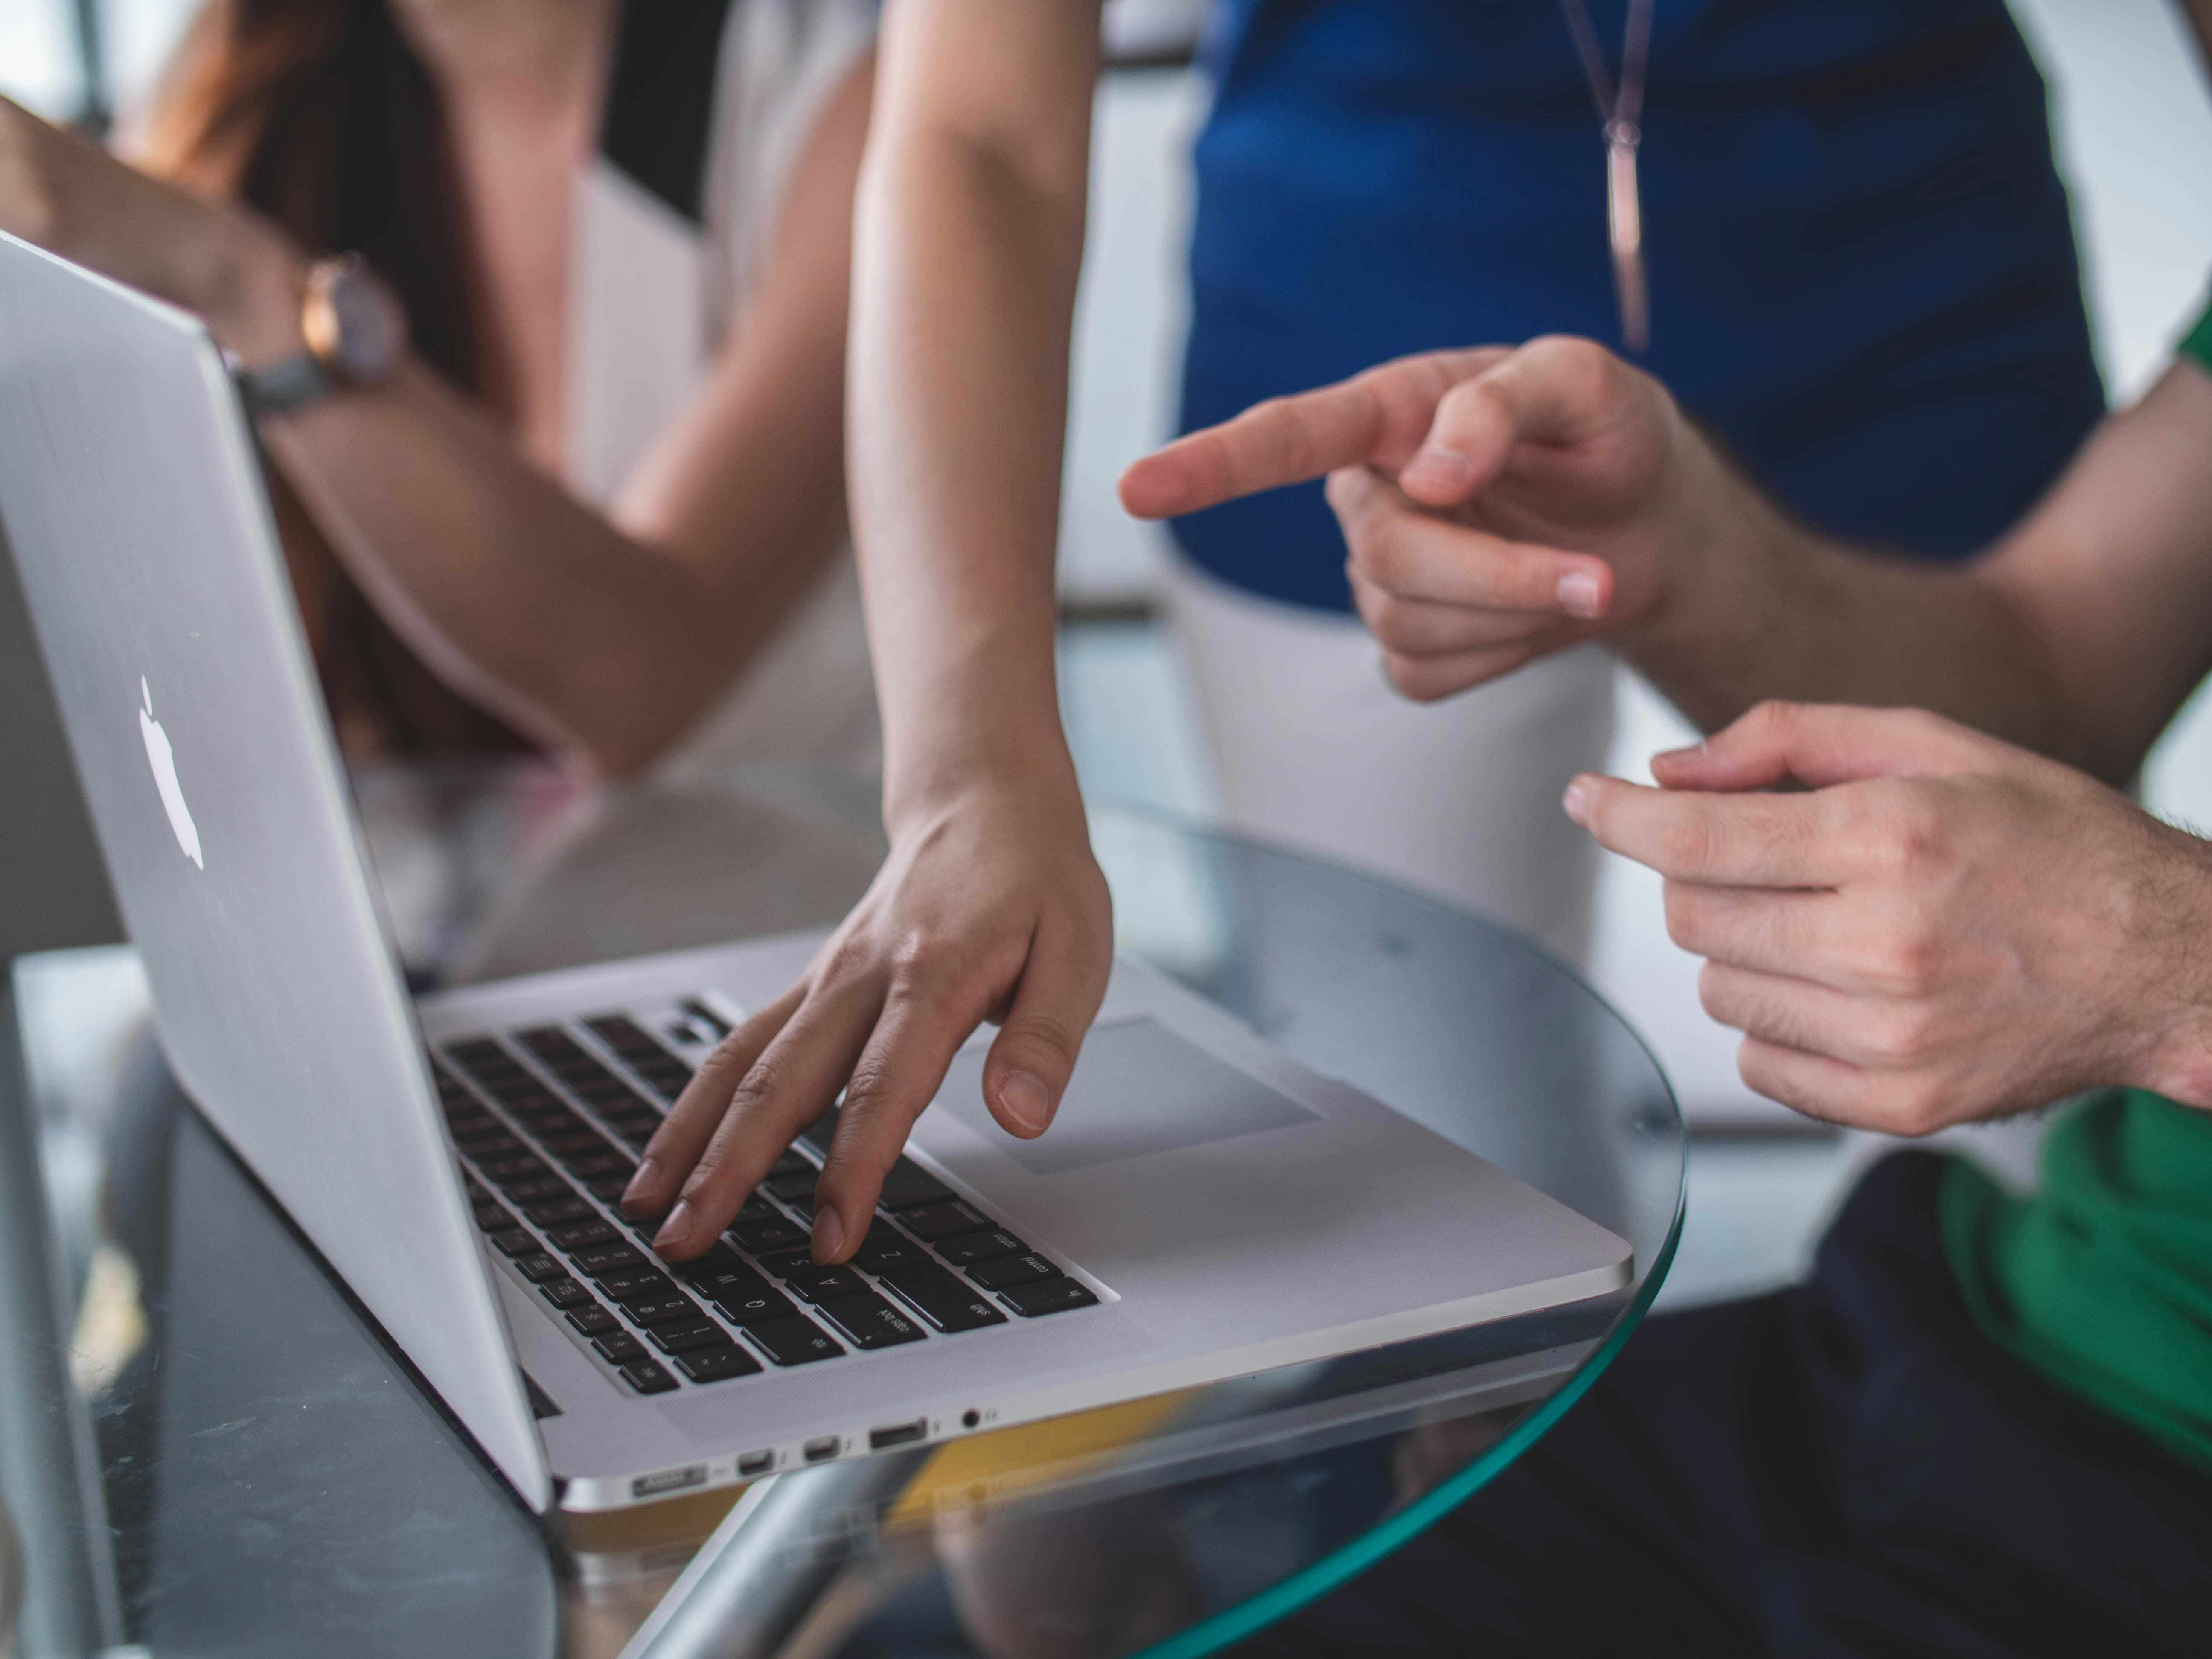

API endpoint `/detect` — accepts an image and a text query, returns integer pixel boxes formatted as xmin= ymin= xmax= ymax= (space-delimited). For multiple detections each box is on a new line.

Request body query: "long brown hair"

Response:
xmin=140 ymin=0 xmax=527 ymax=756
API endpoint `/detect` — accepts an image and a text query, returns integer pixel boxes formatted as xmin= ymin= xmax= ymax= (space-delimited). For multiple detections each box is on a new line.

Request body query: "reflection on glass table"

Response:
xmin=0 ymin=768 xmax=1682 ymax=1659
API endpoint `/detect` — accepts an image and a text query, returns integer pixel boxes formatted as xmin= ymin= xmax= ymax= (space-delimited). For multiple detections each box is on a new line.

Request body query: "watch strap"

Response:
xmin=242 ymin=351 xmax=341 ymax=417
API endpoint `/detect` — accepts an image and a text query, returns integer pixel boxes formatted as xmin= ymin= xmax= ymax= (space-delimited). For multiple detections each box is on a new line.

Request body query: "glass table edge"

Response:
xmin=1127 ymin=1180 xmax=1689 ymax=1659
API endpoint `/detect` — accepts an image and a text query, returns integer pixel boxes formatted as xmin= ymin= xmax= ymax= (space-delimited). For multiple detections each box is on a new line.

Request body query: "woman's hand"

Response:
xmin=1565 ymin=701 xmax=2212 ymax=1131
xmin=625 ymin=774 xmax=1112 ymax=1263
xmin=1121 ymin=336 xmax=1770 ymax=702
xmin=0 ymin=94 xmax=302 ymax=364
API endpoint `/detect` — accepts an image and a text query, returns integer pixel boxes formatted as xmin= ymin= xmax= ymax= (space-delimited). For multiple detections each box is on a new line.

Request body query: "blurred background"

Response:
xmin=6 ymin=0 xmax=2212 ymax=1304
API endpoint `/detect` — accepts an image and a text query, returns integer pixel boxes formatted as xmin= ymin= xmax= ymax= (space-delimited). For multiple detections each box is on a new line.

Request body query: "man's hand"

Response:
xmin=1120 ymin=337 xmax=1749 ymax=701
xmin=623 ymin=778 xmax=1112 ymax=1263
xmin=1564 ymin=701 xmax=2212 ymax=1132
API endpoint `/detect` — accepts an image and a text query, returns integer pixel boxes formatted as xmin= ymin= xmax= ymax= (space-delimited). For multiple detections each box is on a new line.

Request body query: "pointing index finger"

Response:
xmin=1118 ymin=348 xmax=1505 ymax=520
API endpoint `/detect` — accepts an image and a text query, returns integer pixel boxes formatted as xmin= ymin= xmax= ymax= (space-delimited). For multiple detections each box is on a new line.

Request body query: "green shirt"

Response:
xmin=1944 ymin=1091 xmax=2212 ymax=1475
xmin=2185 ymin=301 xmax=2212 ymax=373
xmin=1941 ymin=296 xmax=2212 ymax=1476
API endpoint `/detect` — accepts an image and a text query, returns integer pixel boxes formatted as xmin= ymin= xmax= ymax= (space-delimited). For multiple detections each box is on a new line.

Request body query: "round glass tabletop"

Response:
xmin=0 ymin=772 xmax=1682 ymax=1659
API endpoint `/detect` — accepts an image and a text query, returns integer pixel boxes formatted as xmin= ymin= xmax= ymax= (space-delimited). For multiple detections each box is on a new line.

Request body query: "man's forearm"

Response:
xmin=1616 ymin=433 xmax=2079 ymax=769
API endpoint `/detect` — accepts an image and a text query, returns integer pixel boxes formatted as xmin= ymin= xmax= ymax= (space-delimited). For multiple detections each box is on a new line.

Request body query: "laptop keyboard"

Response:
xmin=434 ymin=1002 xmax=1099 ymax=1397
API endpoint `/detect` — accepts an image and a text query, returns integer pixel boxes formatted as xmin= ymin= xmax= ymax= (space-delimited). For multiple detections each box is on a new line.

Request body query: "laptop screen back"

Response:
xmin=0 ymin=234 xmax=547 ymax=1511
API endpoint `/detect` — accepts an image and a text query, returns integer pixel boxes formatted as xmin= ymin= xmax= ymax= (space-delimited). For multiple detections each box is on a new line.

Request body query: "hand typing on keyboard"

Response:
xmin=441 ymin=1013 xmax=1098 ymax=1397
xmin=617 ymin=796 xmax=1113 ymax=1264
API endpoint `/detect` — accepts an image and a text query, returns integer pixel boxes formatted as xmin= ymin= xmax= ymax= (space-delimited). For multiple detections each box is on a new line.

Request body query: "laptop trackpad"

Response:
xmin=939 ymin=1019 xmax=1319 ymax=1175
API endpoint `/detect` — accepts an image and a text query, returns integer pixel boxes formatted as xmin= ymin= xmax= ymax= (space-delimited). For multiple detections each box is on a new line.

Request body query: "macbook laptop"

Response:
xmin=0 ymin=233 xmax=1631 ymax=1515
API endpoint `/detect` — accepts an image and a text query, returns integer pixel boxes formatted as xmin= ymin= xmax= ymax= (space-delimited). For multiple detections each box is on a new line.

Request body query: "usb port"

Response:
xmin=869 ymin=1419 xmax=928 ymax=1451
xmin=803 ymin=1435 xmax=841 ymax=1464
xmin=737 ymin=1449 xmax=774 ymax=1476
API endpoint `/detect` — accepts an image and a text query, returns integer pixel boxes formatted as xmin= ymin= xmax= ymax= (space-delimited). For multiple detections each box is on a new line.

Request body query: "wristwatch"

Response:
xmin=242 ymin=254 xmax=407 ymax=416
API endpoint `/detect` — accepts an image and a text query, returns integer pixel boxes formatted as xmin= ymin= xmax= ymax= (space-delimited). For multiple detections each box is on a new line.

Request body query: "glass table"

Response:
xmin=0 ymin=769 xmax=1683 ymax=1659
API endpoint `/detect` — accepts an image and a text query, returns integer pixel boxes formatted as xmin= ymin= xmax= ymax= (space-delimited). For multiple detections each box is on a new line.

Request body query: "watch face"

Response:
xmin=311 ymin=262 xmax=405 ymax=383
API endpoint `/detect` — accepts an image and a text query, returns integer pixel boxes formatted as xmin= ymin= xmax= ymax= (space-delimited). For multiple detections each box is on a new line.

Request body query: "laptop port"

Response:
xmin=737 ymin=1449 xmax=775 ymax=1476
xmin=803 ymin=1435 xmax=842 ymax=1464
xmin=869 ymin=1419 xmax=928 ymax=1451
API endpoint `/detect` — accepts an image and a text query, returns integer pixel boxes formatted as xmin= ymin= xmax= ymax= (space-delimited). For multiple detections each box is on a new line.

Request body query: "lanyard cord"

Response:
xmin=1558 ymin=0 xmax=1656 ymax=350
xmin=1560 ymin=0 xmax=1653 ymax=137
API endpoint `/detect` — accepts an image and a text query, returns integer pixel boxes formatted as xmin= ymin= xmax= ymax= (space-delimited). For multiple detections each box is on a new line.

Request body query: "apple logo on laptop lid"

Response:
xmin=139 ymin=676 xmax=203 ymax=870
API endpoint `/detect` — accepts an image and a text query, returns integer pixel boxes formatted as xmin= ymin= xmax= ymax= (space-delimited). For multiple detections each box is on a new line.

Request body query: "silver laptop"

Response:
xmin=0 ymin=233 xmax=1631 ymax=1515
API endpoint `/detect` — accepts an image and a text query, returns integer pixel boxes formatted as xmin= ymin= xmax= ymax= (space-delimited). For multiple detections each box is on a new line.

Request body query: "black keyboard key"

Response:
xmin=853 ymin=1229 xmax=932 ymax=1277
xmin=618 ymin=1360 xmax=677 ymax=1395
xmin=522 ymin=1197 xmax=596 ymax=1228
xmin=899 ymin=1200 xmax=993 ymax=1241
xmin=518 ymin=1026 xmax=587 ymax=1062
xmin=480 ymin=1155 xmax=553 ymax=1185
xmin=882 ymin=1264 xmax=1009 ymax=1333
xmin=515 ymin=1252 xmax=566 ymax=1283
xmin=573 ymin=1242 xmax=649 ymax=1278
xmin=731 ymin=1216 xmax=807 ymax=1256
xmin=966 ymin=1252 xmax=1059 ymax=1292
xmin=815 ymin=1292 xmax=926 ymax=1350
xmin=676 ymin=1246 xmax=765 ymax=1302
xmin=545 ymin=1220 xmax=619 ymax=1253
xmin=566 ymin=1304 xmax=620 ymax=1337
xmin=745 ymin=1317 xmax=841 ymax=1367
xmin=539 ymin=1277 xmax=591 ymax=1309
xmin=623 ymin=1290 xmax=705 ymax=1328
xmin=777 ymin=1263 xmax=868 ymax=1304
xmin=710 ymin=1281 xmax=799 ymax=1328
xmin=586 ymin=1176 xmax=636 ymax=1204
xmin=877 ymin=1158 xmax=955 ymax=1212
xmin=764 ymin=1169 xmax=818 ymax=1203
xmin=732 ymin=1191 xmax=778 ymax=1225
xmin=593 ymin=1330 xmax=646 ymax=1364
xmin=537 ymin=1131 xmax=614 ymax=1160
xmin=770 ymin=1150 xmax=816 ymax=1180
xmin=454 ymin=1129 xmax=524 ymax=1160
xmin=489 ymin=1228 xmax=537 ymax=1258
xmin=797 ymin=1106 xmax=840 ymax=1155
xmin=583 ymin=1013 xmax=649 ymax=1047
xmin=595 ymin=1268 xmax=676 ymax=1304
xmin=753 ymin=1250 xmax=816 ymax=1281
xmin=634 ymin=1062 xmax=693 ymax=1097
xmin=564 ymin=1153 xmax=635 ymax=1181
xmin=473 ymin=1202 xmax=516 ymax=1232
xmin=936 ymin=1228 xmax=1028 ymax=1268
xmin=672 ymin=1345 xmax=762 ymax=1384
xmin=998 ymin=1276 xmax=1099 ymax=1317
xmin=648 ymin=1319 xmax=735 ymax=1356
xmin=680 ymin=998 xmax=732 ymax=1038
xmin=503 ymin=1175 xmax=573 ymax=1205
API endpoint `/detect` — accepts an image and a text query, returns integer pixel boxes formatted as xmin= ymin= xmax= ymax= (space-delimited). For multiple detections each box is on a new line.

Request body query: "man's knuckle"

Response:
xmin=1663 ymin=884 xmax=1707 ymax=951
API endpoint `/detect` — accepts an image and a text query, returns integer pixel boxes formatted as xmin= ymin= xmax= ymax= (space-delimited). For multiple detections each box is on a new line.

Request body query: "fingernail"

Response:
xmin=1404 ymin=444 xmax=1470 ymax=489
xmin=999 ymin=1071 xmax=1051 ymax=1135
xmin=652 ymin=1200 xmax=693 ymax=1254
xmin=1557 ymin=570 xmax=1604 ymax=618
xmin=811 ymin=1206 xmax=845 ymax=1264
xmin=1652 ymin=744 xmax=1697 ymax=765
xmin=621 ymin=1157 xmax=662 ymax=1213
xmin=1563 ymin=777 xmax=1592 ymax=824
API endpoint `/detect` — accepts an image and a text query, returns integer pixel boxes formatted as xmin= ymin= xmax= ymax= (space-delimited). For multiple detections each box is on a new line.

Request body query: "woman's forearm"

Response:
xmin=262 ymin=342 xmax=844 ymax=775
xmin=848 ymin=0 xmax=1102 ymax=827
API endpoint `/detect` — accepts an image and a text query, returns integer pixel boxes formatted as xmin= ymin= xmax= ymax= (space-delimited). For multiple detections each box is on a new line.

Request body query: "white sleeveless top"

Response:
xmin=566 ymin=0 xmax=879 ymax=786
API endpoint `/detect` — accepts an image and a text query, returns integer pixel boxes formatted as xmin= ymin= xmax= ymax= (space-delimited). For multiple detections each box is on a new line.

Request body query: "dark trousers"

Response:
xmin=1237 ymin=1153 xmax=2212 ymax=1658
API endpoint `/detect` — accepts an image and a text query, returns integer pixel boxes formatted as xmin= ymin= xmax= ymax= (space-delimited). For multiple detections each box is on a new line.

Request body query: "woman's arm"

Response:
xmin=263 ymin=61 xmax=873 ymax=775
xmin=0 ymin=74 xmax=867 ymax=777
xmin=622 ymin=0 xmax=1116 ymax=1263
